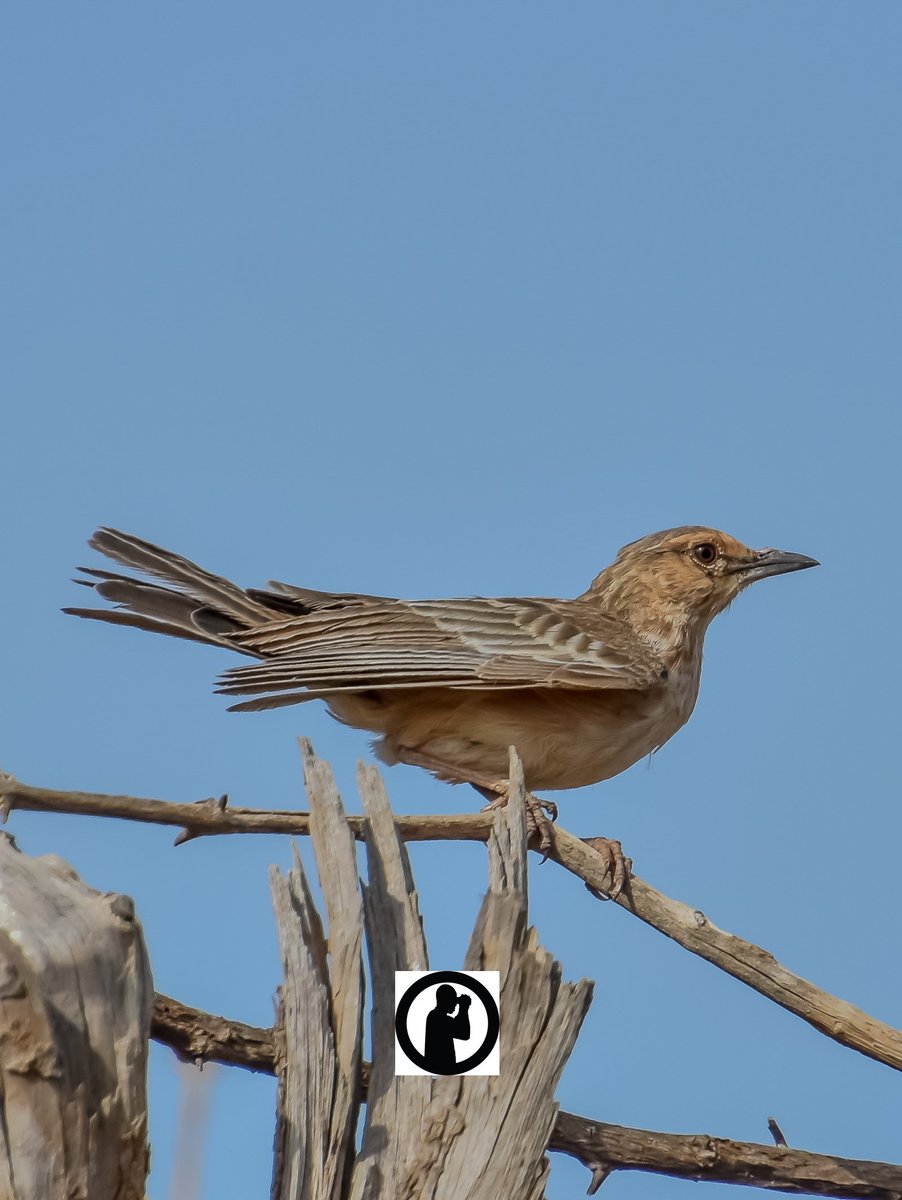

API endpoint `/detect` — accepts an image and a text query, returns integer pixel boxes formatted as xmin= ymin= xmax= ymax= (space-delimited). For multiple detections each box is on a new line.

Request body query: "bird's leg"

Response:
xmin=581 ymin=836 xmax=632 ymax=901
xmin=396 ymin=747 xmax=628 ymax=892
xmin=396 ymin=748 xmax=558 ymax=858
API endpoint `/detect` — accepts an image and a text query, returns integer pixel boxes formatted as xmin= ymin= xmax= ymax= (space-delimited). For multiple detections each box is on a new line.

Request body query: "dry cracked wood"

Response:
xmin=270 ymin=746 xmax=365 ymax=1200
xmin=406 ymin=754 xmax=593 ymax=1200
xmin=0 ymin=830 xmax=152 ymax=1200
xmin=273 ymin=744 xmax=592 ymax=1200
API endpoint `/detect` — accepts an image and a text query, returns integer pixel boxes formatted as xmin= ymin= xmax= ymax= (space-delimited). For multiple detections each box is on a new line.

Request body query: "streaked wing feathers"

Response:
xmin=216 ymin=596 xmax=664 ymax=701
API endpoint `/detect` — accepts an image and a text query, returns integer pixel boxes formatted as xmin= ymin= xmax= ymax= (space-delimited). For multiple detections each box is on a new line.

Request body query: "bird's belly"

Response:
xmin=328 ymin=685 xmax=693 ymax=792
xmin=496 ymin=691 xmax=682 ymax=790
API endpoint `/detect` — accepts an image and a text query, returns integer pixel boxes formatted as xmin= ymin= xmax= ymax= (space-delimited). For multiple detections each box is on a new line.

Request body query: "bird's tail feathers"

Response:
xmin=64 ymin=528 xmax=278 ymax=652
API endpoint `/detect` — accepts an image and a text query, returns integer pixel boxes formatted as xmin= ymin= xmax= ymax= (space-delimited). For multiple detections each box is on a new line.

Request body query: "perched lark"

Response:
xmin=66 ymin=526 xmax=817 ymax=893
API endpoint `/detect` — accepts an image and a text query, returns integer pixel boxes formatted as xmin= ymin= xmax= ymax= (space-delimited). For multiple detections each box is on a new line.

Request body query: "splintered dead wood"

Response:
xmin=270 ymin=743 xmax=591 ymax=1200
xmin=269 ymin=747 xmax=364 ymax=1200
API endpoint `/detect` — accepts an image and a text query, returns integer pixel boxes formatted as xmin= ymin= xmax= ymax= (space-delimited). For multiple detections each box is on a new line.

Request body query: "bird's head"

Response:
xmin=588 ymin=526 xmax=818 ymax=645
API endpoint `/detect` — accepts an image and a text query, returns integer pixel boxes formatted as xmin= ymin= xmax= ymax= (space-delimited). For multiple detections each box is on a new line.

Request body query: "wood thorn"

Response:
xmin=587 ymin=1162 xmax=612 ymax=1194
xmin=767 ymin=1116 xmax=788 ymax=1147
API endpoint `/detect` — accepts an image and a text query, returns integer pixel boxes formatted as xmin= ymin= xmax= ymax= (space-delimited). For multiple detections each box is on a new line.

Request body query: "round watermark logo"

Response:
xmin=394 ymin=970 xmax=500 ymax=1076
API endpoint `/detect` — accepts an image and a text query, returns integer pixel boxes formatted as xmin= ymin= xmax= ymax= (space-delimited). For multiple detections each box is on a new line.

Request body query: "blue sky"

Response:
xmin=3 ymin=3 xmax=901 ymax=1196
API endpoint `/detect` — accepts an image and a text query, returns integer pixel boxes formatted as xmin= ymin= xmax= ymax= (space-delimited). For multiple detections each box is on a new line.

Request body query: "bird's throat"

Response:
xmin=588 ymin=573 xmax=710 ymax=666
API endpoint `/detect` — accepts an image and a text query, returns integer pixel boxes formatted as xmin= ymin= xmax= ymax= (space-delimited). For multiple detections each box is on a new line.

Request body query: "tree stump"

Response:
xmin=0 ymin=830 xmax=152 ymax=1200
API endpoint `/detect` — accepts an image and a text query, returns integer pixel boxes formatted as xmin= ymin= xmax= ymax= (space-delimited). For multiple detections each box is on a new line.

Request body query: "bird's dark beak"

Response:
xmin=734 ymin=548 xmax=820 ymax=583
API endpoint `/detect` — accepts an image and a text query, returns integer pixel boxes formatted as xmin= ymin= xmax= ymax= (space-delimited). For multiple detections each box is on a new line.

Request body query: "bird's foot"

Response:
xmin=582 ymin=836 xmax=631 ymax=901
xmin=525 ymin=794 xmax=559 ymax=859
xmin=479 ymin=786 xmax=558 ymax=859
xmin=398 ymin=750 xmax=560 ymax=858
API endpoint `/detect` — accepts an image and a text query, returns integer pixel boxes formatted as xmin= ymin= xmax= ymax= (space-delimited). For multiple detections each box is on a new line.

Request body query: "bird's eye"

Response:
xmin=692 ymin=543 xmax=718 ymax=565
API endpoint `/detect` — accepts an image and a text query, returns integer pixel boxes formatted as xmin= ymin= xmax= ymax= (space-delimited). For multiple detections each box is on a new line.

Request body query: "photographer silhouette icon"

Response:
xmin=424 ymin=983 xmax=471 ymax=1074
xmin=395 ymin=971 xmax=500 ymax=1076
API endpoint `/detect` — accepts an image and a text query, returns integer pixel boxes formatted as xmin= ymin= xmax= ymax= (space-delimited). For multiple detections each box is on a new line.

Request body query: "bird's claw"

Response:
xmin=524 ymin=794 xmax=558 ymax=860
xmin=582 ymin=836 xmax=631 ymax=900
xmin=480 ymin=788 xmax=558 ymax=859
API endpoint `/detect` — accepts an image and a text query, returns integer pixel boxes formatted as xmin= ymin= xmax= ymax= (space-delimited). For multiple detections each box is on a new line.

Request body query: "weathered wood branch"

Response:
xmin=0 ymin=831 xmax=152 ymax=1200
xmin=151 ymin=992 xmax=276 ymax=1073
xmin=0 ymin=775 xmax=490 ymax=842
xmin=6 ymin=767 xmax=902 ymax=1076
xmin=549 ymin=826 xmax=902 ymax=1075
xmin=150 ymin=996 xmax=902 ymax=1199
xmin=552 ymin=1112 xmax=902 ymax=1199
